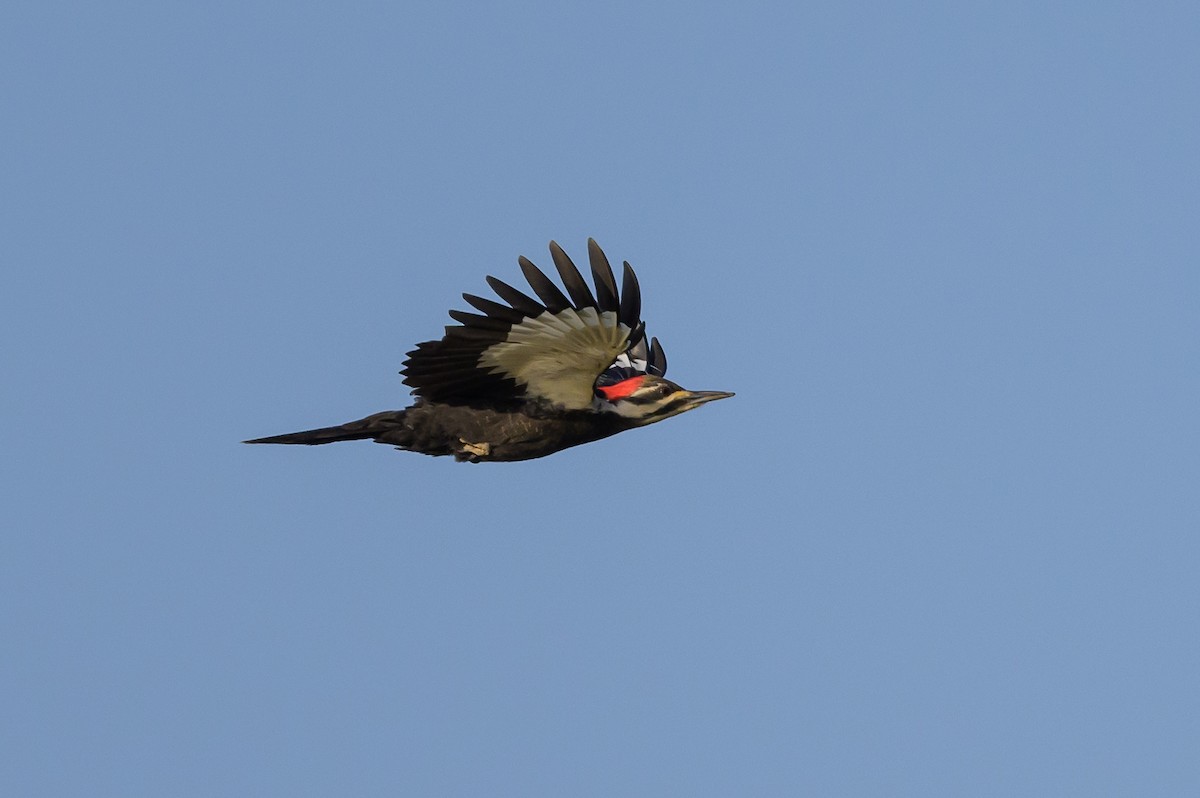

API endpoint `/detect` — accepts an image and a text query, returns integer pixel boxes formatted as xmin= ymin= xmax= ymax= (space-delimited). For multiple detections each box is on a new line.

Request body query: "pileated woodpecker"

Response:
xmin=245 ymin=239 xmax=733 ymax=462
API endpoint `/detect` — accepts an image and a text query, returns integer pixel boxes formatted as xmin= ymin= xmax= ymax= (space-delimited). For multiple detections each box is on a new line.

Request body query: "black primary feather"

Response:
xmin=649 ymin=337 xmax=667 ymax=376
xmin=485 ymin=275 xmax=545 ymax=316
xmin=517 ymin=256 xmax=571 ymax=313
xmin=587 ymin=238 xmax=620 ymax=313
xmin=549 ymin=241 xmax=598 ymax=310
xmin=619 ymin=262 xmax=641 ymax=329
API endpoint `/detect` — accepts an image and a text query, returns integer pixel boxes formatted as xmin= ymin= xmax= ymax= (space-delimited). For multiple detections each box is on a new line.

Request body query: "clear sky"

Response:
xmin=3 ymin=2 xmax=1198 ymax=795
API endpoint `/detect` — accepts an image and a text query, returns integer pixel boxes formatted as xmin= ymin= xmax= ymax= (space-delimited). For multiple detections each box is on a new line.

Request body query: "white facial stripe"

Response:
xmin=597 ymin=391 xmax=679 ymax=420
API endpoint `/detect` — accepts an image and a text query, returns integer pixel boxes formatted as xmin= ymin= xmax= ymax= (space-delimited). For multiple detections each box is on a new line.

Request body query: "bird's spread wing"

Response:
xmin=402 ymin=239 xmax=667 ymax=410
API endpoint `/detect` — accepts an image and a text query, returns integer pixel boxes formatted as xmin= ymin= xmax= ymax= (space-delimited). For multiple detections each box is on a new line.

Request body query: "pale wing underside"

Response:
xmin=480 ymin=308 xmax=629 ymax=409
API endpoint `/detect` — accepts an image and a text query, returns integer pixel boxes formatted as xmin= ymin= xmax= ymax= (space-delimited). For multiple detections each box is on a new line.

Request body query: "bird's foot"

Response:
xmin=456 ymin=439 xmax=491 ymax=461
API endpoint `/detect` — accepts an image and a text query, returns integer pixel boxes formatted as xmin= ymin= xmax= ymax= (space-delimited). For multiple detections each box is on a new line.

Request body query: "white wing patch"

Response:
xmin=479 ymin=308 xmax=630 ymax=409
xmin=610 ymin=350 xmax=648 ymax=373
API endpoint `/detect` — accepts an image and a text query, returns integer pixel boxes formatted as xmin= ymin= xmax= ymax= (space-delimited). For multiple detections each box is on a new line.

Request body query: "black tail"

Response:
xmin=244 ymin=411 xmax=405 ymax=446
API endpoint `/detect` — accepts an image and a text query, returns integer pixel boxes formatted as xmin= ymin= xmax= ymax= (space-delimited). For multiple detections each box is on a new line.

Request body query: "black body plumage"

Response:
xmin=245 ymin=239 xmax=732 ymax=462
xmin=247 ymin=401 xmax=630 ymax=462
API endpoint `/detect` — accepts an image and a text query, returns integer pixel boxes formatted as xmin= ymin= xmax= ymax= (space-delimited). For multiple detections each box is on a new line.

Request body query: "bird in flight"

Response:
xmin=245 ymin=239 xmax=733 ymax=462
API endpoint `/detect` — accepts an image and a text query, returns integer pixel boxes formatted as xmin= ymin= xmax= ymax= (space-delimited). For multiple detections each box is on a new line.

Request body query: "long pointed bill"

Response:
xmin=679 ymin=390 xmax=736 ymax=410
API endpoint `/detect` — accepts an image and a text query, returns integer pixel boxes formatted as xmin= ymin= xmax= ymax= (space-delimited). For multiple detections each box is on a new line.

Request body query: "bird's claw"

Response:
xmin=457 ymin=439 xmax=490 ymax=461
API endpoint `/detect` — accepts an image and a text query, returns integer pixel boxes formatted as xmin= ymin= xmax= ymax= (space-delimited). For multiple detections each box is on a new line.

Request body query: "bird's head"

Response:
xmin=593 ymin=374 xmax=734 ymax=426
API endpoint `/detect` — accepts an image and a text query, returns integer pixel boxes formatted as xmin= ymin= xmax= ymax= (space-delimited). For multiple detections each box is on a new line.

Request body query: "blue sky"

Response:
xmin=3 ymin=2 xmax=1198 ymax=795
